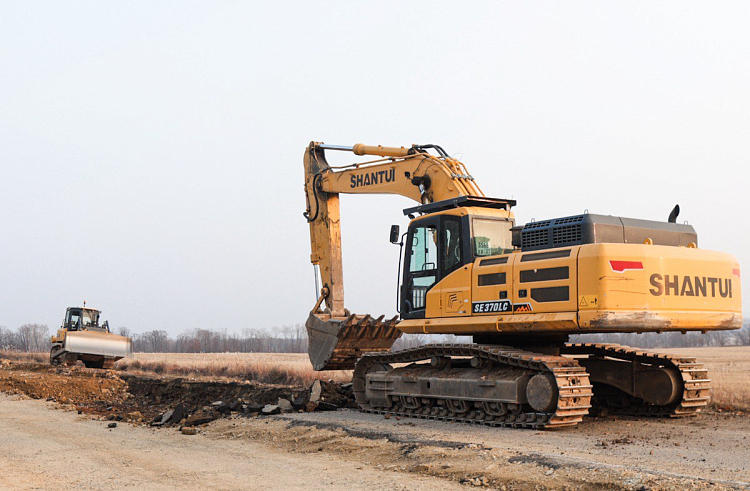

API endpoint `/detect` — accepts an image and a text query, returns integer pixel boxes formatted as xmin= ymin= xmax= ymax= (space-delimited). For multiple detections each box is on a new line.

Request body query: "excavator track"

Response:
xmin=352 ymin=344 xmax=593 ymax=429
xmin=561 ymin=343 xmax=711 ymax=418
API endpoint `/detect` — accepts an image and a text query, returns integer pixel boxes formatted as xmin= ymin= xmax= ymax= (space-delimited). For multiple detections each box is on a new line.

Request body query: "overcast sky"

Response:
xmin=1 ymin=1 xmax=748 ymax=335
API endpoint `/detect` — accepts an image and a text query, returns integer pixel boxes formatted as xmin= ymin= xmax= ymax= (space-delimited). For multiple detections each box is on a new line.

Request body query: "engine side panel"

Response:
xmin=577 ymin=243 xmax=742 ymax=330
xmin=398 ymin=243 xmax=742 ymax=335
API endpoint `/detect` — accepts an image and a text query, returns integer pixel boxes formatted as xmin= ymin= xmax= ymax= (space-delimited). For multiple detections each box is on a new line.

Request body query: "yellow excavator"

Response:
xmin=50 ymin=306 xmax=133 ymax=369
xmin=303 ymin=142 xmax=742 ymax=429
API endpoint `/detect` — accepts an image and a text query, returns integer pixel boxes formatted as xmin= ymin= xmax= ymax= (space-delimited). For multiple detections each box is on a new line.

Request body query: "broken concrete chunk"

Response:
xmin=276 ymin=398 xmax=294 ymax=413
xmin=151 ymin=409 xmax=173 ymax=427
xmin=309 ymin=380 xmax=322 ymax=403
xmin=245 ymin=403 xmax=265 ymax=414
xmin=151 ymin=404 xmax=186 ymax=427
xmin=261 ymin=404 xmax=281 ymax=415
xmin=170 ymin=403 xmax=185 ymax=425
xmin=305 ymin=380 xmax=322 ymax=412
xmin=215 ymin=403 xmax=231 ymax=415
xmin=291 ymin=393 xmax=309 ymax=411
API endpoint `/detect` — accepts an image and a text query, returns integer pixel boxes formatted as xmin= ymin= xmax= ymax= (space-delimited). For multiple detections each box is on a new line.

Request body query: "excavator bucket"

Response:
xmin=306 ymin=312 xmax=402 ymax=370
xmin=64 ymin=330 xmax=133 ymax=360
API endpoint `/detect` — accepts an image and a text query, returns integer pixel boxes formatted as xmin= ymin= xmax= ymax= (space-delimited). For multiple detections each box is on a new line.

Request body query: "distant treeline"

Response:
xmin=0 ymin=324 xmax=50 ymax=352
xmin=1 ymin=320 xmax=749 ymax=354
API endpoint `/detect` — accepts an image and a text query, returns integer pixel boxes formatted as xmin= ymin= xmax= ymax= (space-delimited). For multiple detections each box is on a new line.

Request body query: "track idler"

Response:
xmin=306 ymin=312 xmax=402 ymax=370
xmin=561 ymin=343 xmax=711 ymax=417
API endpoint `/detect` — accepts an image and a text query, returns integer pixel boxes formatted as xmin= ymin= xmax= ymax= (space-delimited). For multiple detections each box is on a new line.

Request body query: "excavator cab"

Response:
xmin=399 ymin=197 xmax=515 ymax=319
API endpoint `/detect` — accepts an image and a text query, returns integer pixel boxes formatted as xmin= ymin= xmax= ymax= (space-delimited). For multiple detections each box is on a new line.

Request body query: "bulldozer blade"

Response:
xmin=306 ymin=312 xmax=402 ymax=371
xmin=64 ymin=331 xmax=133 ymax=360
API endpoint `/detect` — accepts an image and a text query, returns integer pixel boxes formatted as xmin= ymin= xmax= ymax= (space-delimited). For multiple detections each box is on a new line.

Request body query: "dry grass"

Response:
xmin=656 ymin=347 xmax=750 ymax=411
xmin=117 ymin=352 xmax=350 ymax=386
xmin=0 ymin=351 xmax=47 ymax=363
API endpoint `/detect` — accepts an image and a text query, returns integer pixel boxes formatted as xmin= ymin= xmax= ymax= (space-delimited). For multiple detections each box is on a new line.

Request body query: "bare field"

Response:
xmin=119 ymin=352 xmax=350 ymax=386
xmin=661 ymin=347 xmax=750 ymax=410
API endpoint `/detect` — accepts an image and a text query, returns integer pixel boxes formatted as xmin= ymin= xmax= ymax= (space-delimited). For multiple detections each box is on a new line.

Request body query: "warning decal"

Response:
xmin=578 ymin=295 xmax=598 ymax=308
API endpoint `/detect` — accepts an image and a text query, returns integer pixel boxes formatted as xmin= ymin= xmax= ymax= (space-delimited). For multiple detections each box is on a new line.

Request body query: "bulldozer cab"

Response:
xmin=64 ymin=307 xmax=101 ymax=331
xmin=400 ymin=198 xmax=515 ymax=320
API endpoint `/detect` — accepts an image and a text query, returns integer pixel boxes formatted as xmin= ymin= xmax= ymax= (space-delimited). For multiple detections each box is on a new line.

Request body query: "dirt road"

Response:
xmin=0 ymin=394 xmax=464 ymax=491
xmin=3 ymin=393 xmax=749 ymax=491
xmin=259 ymin=408 xmax=750 ymax=489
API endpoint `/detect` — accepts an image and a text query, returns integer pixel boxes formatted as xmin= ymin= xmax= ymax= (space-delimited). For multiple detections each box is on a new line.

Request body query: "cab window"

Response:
xmin=82 ymin=310 xmax=98 ymax=327
xmin=406 ymin=224 xmax=438 ymax=311
xmin=472 ymin=218 xmax=513 ymax=257
xmin=66 ymin=310 xmax=81 ymax=329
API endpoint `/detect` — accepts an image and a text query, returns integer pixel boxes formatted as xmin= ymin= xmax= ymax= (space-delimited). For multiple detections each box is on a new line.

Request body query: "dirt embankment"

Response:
xmin=0 ymin=359 xmax=353 ymax=425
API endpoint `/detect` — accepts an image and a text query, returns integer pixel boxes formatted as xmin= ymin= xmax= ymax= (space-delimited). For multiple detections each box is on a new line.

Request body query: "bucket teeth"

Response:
xmin=306 ymin=312 xmax=402 ymax=371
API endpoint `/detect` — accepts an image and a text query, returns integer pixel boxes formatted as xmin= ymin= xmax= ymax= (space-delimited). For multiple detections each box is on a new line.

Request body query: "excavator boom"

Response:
xmin=303 ymin=142 xmax=493 ymax=369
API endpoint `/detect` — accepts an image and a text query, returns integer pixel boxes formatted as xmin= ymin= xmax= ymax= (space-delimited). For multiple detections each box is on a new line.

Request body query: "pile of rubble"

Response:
xmin=148 ymin=380 xmax=356 ymax=430
xmin=0 ymin=360 xmax=358 ymax=431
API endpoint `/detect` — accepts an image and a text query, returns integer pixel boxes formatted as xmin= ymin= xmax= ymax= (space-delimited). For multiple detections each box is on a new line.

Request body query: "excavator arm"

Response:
xmin=302 ymin=141 xmax=484 ymax=369
xmin=304 ymin=142 xmax=483 ymax=315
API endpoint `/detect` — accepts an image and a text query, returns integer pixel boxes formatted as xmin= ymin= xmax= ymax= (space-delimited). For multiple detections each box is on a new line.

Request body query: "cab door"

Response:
xmin=434 ymin=215 xmax=472 ymax=317
xmin=401 ymin=218 xmax=440 ymax=319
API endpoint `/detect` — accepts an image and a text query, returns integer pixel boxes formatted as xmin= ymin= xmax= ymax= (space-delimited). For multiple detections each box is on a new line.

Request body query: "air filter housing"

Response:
xmin=517 ymin=214 xmax=697 ymax=251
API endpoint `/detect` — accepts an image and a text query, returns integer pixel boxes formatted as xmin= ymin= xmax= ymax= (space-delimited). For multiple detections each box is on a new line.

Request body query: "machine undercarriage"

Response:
xmin=347 ymin=342 xmax=710 ymax=429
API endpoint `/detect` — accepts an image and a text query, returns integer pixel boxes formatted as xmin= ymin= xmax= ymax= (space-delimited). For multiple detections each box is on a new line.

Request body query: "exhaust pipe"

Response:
xmin=668 ymin=204 xmax=680 ymax=223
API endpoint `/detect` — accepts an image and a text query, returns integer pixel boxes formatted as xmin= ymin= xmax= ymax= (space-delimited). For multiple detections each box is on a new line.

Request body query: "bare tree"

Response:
xmin=137 ymin=330 xmax=171 ymax=353
xmin=15 ymin=324 xmax=50 ymax=352
xmin=393 ymin=334 xmax=428 ymax=350
xmin=738 ymin=324 xmax=750 ymax=346
xmin=0 ymin=326 xmax=14 ymax=350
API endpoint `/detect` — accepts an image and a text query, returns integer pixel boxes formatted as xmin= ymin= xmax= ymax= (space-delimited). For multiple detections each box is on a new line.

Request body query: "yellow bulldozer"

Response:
xmin=50 ymin=306 xmax=133 ymax=369
xmin=302 ymin=142 xmax=742 ymax=429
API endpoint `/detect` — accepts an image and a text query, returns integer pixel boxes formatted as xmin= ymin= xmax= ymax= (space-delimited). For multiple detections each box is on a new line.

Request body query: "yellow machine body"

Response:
xmin=301 ymin=141 xmax=742 ymax=372
xmin=399 ymin=212 xmax=741 ymax=335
